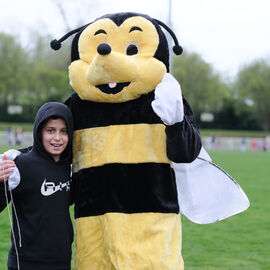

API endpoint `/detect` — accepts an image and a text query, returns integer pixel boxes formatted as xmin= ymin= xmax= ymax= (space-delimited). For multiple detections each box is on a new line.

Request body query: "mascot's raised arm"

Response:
xmin=51 ymin=12 xmax=249 ymax=270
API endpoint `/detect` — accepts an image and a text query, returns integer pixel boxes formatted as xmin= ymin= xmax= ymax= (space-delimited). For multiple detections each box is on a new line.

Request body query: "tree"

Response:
xmin=213 ymin=97 xmax=260 ymax=130
xmin=0 ymin=33 xmax=29 ymax=105
xmin=172 ymin=51 xmax=230 ymax=121
xmin=235 ymin=58 xmax=270 ymax=130
xmin=0 ymin=31 xmax=74 ymax=122
xmin=51 ymin=0 xmax=99 ymax=31
xmin=26 ymin=30 xmax=71 ymax=70
xmin=22 ymin=32 xmax=73 ymax=105
xmin=0 ymin=31 xmax=73 ymax=107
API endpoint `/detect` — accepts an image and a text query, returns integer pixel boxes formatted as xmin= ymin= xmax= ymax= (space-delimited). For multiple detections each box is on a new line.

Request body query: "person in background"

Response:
xmin=0 ymin=102 xmax=74 ymax=270
xmin=7 ymin=127 xmax=14 ymax=146
xmin=15 ymin=127 xmax=23 ymax=146
xmin=240 ymin=138 xmax=247 ymax=152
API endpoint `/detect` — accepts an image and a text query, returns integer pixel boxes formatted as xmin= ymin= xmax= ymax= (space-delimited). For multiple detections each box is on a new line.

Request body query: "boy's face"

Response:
xmin=41 ymin=118 xmax=69 ymax=162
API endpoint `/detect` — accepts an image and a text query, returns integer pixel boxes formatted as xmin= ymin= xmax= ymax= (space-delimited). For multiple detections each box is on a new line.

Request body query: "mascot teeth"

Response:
xmin=109 ymin=82 xmax=117 ymax=88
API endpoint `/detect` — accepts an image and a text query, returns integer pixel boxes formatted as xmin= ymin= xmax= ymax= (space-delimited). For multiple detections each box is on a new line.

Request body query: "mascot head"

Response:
xmin=51 ymin=12 xmax=182 ymax=103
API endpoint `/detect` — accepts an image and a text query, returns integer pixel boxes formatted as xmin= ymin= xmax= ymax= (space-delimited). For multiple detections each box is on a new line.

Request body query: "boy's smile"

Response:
xmin=41 ymin=118 xmax=69 ymax=162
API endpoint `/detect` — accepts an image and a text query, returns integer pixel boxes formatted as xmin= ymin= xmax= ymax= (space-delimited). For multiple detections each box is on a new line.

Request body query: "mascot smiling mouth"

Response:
xmin=96 ymin=82 xmax=130 ymax=94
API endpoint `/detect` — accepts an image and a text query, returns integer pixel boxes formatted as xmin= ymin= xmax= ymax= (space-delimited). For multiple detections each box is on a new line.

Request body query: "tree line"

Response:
xmin=0 ymin=32 xmax=73 ymax=123
xmin=0 ymin=31 xmax=270 ymax=130
xmin=173 ymin=51 xmax=270 ymax=131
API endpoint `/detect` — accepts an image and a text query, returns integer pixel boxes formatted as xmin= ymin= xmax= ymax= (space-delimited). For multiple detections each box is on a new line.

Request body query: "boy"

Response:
xmin=0 ymin=102 xmax=74 ymax=270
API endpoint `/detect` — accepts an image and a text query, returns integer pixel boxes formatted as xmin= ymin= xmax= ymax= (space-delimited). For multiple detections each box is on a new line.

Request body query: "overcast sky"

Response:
xmin=0 ymin=0 xmax=269 ymax=78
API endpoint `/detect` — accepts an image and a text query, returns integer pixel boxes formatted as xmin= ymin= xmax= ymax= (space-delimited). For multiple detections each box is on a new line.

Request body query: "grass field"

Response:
xmin=0 ymin=149 xmax=269 ymax=269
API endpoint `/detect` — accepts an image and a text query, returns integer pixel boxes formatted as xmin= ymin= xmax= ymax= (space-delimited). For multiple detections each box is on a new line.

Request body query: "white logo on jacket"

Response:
xmin=41 ymin=179 xmax=71 ymax=196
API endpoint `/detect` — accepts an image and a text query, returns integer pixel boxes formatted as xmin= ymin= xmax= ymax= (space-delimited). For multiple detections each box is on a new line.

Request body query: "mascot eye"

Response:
xmin=126 ymin=42 xmax=139 ymax=55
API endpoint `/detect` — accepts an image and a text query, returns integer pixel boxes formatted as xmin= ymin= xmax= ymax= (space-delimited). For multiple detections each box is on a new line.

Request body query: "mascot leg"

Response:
xmin=75 ymin=213 xmax=184 ymax=270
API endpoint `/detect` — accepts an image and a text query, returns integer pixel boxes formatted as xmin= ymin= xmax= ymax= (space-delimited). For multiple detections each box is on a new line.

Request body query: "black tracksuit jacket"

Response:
xmin=0 ymin=102 xmax=74 ymax=270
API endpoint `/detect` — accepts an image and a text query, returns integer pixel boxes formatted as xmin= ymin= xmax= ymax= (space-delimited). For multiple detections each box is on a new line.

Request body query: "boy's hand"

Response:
xmin=151 ymin=73 xmax=184 ymax=126
xmin=0 ymin=155 xmax=16 ymax=182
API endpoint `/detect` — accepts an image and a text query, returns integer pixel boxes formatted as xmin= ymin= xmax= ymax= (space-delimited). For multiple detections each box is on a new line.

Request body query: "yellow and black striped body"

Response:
xmin=68 ymin=91 xmax=183 ymax=270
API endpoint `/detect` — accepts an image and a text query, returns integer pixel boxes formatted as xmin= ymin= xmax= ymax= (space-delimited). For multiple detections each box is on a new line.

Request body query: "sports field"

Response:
xmin=0 ymin=150 xmax=269 ymax=269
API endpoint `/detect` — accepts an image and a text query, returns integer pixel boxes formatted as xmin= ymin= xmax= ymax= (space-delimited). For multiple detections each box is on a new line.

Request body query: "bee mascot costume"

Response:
xmin=51 ymin=12 xmax=249 ymax=270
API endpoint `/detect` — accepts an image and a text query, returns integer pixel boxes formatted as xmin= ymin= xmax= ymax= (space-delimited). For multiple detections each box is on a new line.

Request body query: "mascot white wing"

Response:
xmin=174 ymin=147 xmax=250 ymax=224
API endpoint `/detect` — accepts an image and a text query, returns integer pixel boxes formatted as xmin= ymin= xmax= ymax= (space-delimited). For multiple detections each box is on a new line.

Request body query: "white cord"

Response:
xmin=9 ymin=189 xmax=22 ymax=247
xmin=2 ymin=165 xmax=20 ymax=270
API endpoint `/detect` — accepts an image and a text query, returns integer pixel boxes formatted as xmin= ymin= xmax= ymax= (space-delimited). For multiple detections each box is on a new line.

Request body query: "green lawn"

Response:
xmin=182 ymin=151 xmax=270 ymax=269
xmin=199 ymin=129 xmax=269 ymax=138
xmin=0 ymin=150 xmax=269 ymax=269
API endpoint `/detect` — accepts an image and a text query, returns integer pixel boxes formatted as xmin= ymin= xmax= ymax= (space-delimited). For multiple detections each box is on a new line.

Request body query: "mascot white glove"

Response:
xmin=151 ymin=73 xmax=184 ymax=125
